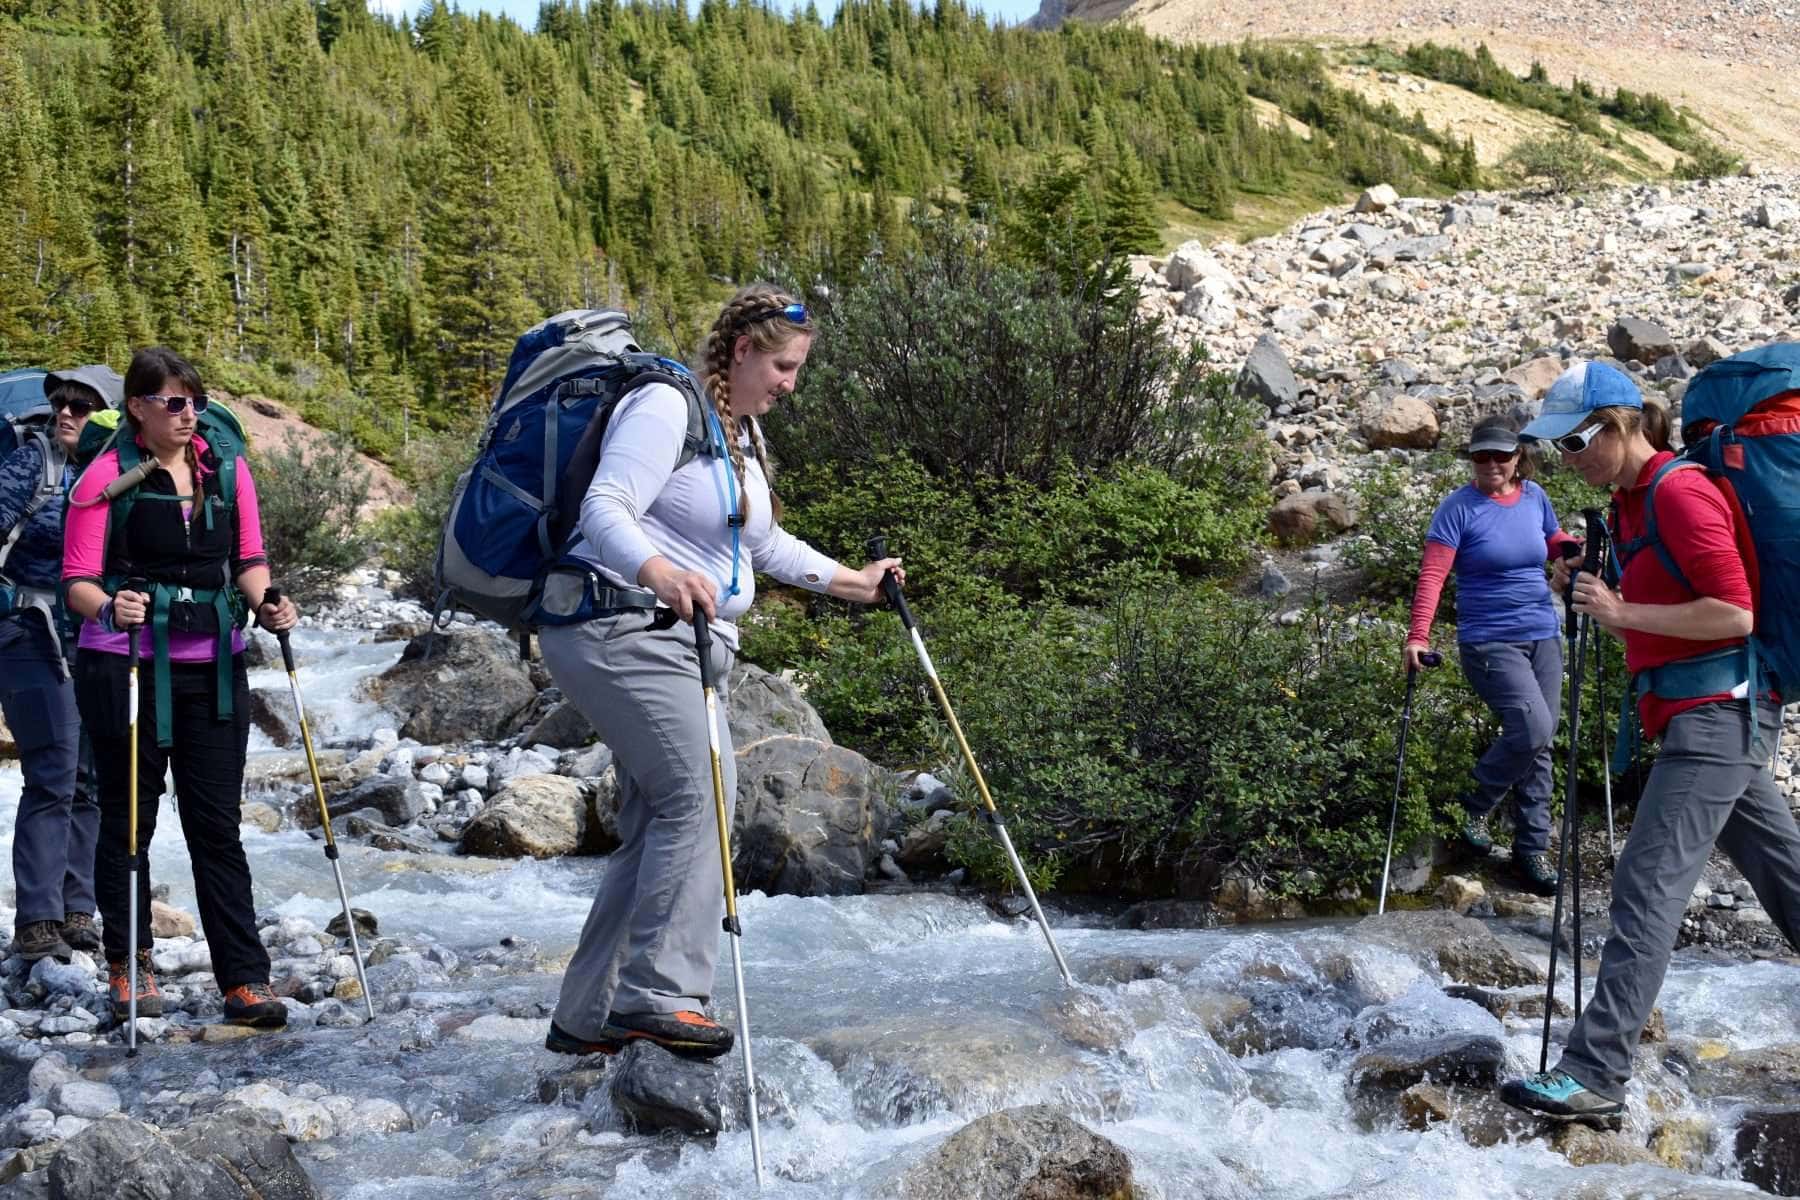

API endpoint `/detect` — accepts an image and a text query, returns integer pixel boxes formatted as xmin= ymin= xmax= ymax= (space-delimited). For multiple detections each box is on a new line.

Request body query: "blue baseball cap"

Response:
xmin=1520 ymin=361 xmax=1642 ymax=442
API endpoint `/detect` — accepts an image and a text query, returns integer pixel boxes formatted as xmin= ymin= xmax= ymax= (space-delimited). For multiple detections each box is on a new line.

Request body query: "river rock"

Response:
xmin=1236 ymin=334 xmax=1300 ymax=410
xmin=304 ymin=775 xmax=425 ymax=830
xmin=45 ymin=1116 xmax=244 ymax=1200
xmin=887 ymin=1105 xmax=1138 ymax=1200
xmin=1676 ymin=1041 xmax=1800 ymax=1104
xmin=521 ymin=701 xmax=596 ymax=750
xmin=45 ymin=1082 xmax=119 ymax=1121
xmin=1040 ymin=990 xmax=1134 ymax=1053
xmin=362 ymin=629 xmax=536 ymax=744
xmin=1349 ymin=1033 xmax=1507 ymax=1101
xmin=1398 ymin=1082 xmax=1535 ymax=1148
xmin=1649 ymin=1116 xmax=1714 ymax=1173
xmin=325 ymin=909 xmax=379 ymax=939
xmin=1735 ymin=1106 xmax=1800 ymax=1194
xmin=458 ymin=774 xmax=615 ymax=859
xmin=1358 ymin=395 xmax=1439 ymax=450
xmin=168 ymin=1107 xmax=322 ymax=1200
xmin=732 ymin=736 xmax=880 ymax=897
xmin=896 ymin=808 xmax=955 ymax=872
xmin=1352 ymin=910 xmax=1543 ymax=988
xmin=607 ymin=1040 xmax=722 ymax=1136
xmin=1607 ymin=317 xmax=1676 ymax=365
xmin=1268 ymin=491 xmax=1355 ymax=546
xmin=247 ymin=688 xmax=299 ymax=748
xmin=150 ymin=901 xmax=196 ymax=939
xmin=1553 ymin=1122 xmax=1659 ymax=1167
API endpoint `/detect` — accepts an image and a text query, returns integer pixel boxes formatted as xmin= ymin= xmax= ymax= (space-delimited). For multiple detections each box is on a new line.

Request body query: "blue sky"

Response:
xmin=367 ymin=0 xmax=1045 ymax=30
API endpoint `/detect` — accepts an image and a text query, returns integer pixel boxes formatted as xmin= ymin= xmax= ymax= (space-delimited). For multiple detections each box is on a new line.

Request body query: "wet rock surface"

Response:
xmin=890 ymin=1105 xmax=1139 ymax=1200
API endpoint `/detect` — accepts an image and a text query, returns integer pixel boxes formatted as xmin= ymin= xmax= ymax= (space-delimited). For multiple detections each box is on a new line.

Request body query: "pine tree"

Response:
xmin=1100 ymin=158 xmax=1160 ymax=256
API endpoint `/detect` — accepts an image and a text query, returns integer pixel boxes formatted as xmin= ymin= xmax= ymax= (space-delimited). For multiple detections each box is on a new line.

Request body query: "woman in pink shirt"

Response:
xmin=63 ymin=346 xmax=297 ymax=1030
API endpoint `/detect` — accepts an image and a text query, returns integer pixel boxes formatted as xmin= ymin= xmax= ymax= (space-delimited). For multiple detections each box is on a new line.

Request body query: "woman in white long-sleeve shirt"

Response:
xmin=542 ymin=284 xmax=901 ymax=1060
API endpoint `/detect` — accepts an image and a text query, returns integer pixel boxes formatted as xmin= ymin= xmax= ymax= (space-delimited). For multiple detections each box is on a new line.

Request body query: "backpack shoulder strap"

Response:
xmin=1623 ymin=457 xmax=1703 ymax=596
xmin=0 ymin=434 xmax=62 ymax=572
xmin=622 ymin=357 xmax=714 ymax=470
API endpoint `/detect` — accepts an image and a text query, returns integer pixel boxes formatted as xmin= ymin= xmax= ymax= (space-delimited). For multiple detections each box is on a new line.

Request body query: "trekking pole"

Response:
xmin=265 ymin=587 xmax=375 ymax=1022
xmin=124 ymin=577 xmax=146 ymax=1057
xmin=694 ymin=611 xmax=764 ymax=1189
xmin=1378 ymin=649 xmax=1442 ymax=915
xmin=1542 ymin=518 xmax=1604 ymax=1069
xmin=1594 ymin=532 xmax=1617 ymax=869
xmin=865 ymin=537 xmax=1075 ymax=988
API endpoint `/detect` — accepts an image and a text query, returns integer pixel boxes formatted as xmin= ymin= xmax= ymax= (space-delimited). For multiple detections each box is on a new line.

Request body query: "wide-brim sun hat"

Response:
xmin=43 ymin=364 xmax=124 ymax=410
xmin=1520 ymin=361 xmax=1642 ymax=442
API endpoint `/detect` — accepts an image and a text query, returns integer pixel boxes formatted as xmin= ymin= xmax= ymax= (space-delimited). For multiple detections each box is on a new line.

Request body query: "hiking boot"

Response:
xmin=14 ymin=920 xmax=74 ymax=963
xmin=107 ymin=953 xmax=164 ymax=1019
xmin=1499 ymin=1069 xmax=1624 ymax=1127
xmin=600 ymin=1010 xmax=734 ymax=1059
xmin=1455 ymin=809 xmax=1494 ymax=857
xmin=1514 ymin=851 xmax=1560 ymax=897
xmin=61 ymin=912 xmax=101 ymax=954
xmin=545 ymin=1021 xmax=622 ymax=1056
xmin=222 ymin=982 xmax=288 ymax=1028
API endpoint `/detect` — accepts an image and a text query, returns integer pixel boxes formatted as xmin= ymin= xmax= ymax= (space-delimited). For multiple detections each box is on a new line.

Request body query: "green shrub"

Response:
xmin=367 ymin=430 xmax=468 ymax=604
xmin=251 ymin=432 xmax=372 ymax=607
xmin=1673 ymin=139 xmax=1743 ymax=181
xmin=1342 ymin=458 xmax=1462 ymax=603
xmin=1504 ymin=131 xmax=1611 ymax=194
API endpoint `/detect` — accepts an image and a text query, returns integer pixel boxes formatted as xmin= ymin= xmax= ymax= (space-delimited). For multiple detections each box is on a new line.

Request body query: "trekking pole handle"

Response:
xmin=693 ymin=609 xmax=717 ymax=690
xmin=1420 ymin=651 xmax=1442 ymax=669
xmin=864 ymin=536 xmax=916 ymax=629
xmin=1580 ymin=509 xmax=1606 ymax=575
xmin=264 ymin=586 xmax=297 ymax=673
xmin=123 ymin=576 xmax=148 ymax=664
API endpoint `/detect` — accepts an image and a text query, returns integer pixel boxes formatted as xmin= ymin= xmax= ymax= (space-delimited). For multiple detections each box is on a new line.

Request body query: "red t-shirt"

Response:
xmin=1612 ymin=450 xmax=1758 ymax=737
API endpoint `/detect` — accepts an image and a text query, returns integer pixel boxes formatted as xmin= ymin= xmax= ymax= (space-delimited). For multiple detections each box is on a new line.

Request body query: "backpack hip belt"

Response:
xmin=107 ymin=575 xmax=246 ymax=747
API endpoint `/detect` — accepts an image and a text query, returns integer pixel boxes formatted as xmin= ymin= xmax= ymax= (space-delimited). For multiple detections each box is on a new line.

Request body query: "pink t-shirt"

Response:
xmin=63 ymin=434 xmax=267 ymax=660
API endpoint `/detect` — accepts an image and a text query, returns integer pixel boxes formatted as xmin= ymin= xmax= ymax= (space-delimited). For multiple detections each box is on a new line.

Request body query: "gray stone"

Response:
xmin=1236 ymin=334 xmax=1300 ymax=410
xmin=897 ymin=808 xmax=956 ymax=872
xmin=28 ymin=959 xmax=92 ymax=999
xmin=1687 ymin=336 xmax=1731 ymax=368
xmin=1652 ymin=354 xmax=1695 ymax=382
xmin=459 ymin=774 xmax=615 ymax=859
xmin=308 ymin=775 xmax=425 ymax=830
xmin=734 ymin=737 xmax=881 ymax=897
xmin=1666 ymin=261 xmax=1712 ymax=283
xmin=1349 ymin=1034 xmax=1507 ymax=1100
xmin=324 ymin=909 xmax=379 ymax=940
xmin=246 ymin=688 xmax=299 ymax=748
xmin=1381 ymin=236 xmax=1450 ymax=263
xmin=1353 ymin=909 xmax=1544 ymax=988
xmin=1440 ymin=204 xmax=1497 ymax=230
xmin=727 ymin=661 xmax=830 ymax=744
xmin=1258 ymin=562 xmax=1292 ymax=599
xmin=1756 ymin=198 xmax=1799 ymax=230
xmin=362 ymin=629 xmax=537 ymax=744
xmin=168 ymin=1107 xmax=323 ymax=1200
xmin=26 ymin=1055 xmax=76 ymax=1103
xmin=887 ymin=1105 xmax=1136 ymax=1200
xmin=522 ymin=701 xmax=597 ymax=750
xmin=1376 ymin=358 xmax=1421 ymax=386
xmin=46 ymin=1117 xmax=242 ymax=1200
xmin=1608 ymin=317 xmax=1678 ymax=365
xmin=1354 ymin=185 xmax=1399 ymax=213
xmin=607 ymin=1040 xmax=722 ymax=1136
xmin=45 ymin=1083 xmax=118 ymax=1121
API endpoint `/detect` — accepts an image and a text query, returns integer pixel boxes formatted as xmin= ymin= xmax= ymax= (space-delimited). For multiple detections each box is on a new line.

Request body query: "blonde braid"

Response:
xmin=696 ymin=283 xmax=812 ymax=524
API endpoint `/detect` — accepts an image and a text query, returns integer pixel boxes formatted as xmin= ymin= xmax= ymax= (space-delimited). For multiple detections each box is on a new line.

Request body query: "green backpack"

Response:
xmin=67 ymin=402 xmax=254 ymax=746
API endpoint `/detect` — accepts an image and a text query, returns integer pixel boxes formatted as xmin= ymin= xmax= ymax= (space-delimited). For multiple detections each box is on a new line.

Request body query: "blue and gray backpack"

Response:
xmin=1609 ymin=342 xmax=1800 ymax=755
xmin=434 ymin=309 xmax=722 ymax=647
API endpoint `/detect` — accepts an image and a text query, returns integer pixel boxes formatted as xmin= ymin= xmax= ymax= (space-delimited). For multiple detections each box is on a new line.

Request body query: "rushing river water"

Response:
xmin=2 ymin=624 xmax=1795 ymax=1199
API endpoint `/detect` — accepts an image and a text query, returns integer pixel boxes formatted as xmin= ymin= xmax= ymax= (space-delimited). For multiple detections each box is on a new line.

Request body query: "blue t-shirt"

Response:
xmin=1425 ymin=481 xmax=1560 ymax=645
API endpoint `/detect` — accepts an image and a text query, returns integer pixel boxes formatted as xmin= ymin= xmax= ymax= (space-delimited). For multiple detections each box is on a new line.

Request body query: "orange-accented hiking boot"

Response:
xmin=600 ymin=1010 xmax=733 ymax=1059
xmin=222 ymin=982 xmax=288 ymax=1028
xmin=107 ymin=952 xmax=164 ymax=1020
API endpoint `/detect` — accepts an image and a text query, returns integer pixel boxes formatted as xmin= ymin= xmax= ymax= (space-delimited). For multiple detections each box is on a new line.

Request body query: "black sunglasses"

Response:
xmin=133 ymin=393 xmax=210 ymax=415
xmin=1470 ymin=450 xmax=1517 ymax=464
xmin=51 ymin=396 xmax=100 ymax=417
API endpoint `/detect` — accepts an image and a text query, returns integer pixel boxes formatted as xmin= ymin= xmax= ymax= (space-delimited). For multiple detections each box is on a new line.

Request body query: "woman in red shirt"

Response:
xmin=1500 ymin=361 xmax=1800 ymax=1123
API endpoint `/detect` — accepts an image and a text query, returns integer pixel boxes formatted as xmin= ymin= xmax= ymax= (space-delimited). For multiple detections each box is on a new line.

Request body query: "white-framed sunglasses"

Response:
xmin=1551 ymin=422 xmax=1605 ymax=454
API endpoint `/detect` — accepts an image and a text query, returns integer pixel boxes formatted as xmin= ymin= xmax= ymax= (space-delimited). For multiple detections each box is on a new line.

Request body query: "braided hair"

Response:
xmin=696 ymin=283 xmax=812 ymax=521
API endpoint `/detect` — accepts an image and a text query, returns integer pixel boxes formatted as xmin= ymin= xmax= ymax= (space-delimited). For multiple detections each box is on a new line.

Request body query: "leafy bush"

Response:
xmin=1342 ymin=458 xmax=1462 ymax=602
xmin=251 ymin=433 xmax=372 ymax=607
xmin=1504 ymin=131 xmax=1611 ymax=194
xmin=1674 ymin=139 xmax=1744 ymax=181
xmin=367 ymin=430 xmax=468 ymax=604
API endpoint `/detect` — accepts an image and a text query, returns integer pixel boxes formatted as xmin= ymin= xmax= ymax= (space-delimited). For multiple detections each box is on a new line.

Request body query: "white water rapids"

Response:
xmin=2 ymin=622 xmax=1795 ymax=1198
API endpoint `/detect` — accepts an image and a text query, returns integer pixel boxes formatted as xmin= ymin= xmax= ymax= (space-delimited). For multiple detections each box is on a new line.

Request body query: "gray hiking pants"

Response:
xmin=540 ymin=613 xmax=735 ymax=1039
xmin=1458 ymin=637 xmax=1562 ymax=855
xmin=1559 ymin=701 xmax=1800 ymax=1100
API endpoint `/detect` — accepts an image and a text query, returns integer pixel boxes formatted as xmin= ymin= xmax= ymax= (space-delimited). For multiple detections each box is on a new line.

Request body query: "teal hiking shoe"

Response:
xmin=1456 ymin=809 xmax=1494 ymax=856
xmin=1499 ymin=1069 xmax=1624 ymax=1127
xmin=1514 ymin=850 xmax=1560 ymax=897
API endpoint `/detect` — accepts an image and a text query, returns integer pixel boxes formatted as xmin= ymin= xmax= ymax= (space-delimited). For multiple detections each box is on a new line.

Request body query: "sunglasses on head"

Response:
xmin=51 ymin=396 xmax=100 ymax=417
xmin=1551 ymin=422 xmax=1605 ymax=454
xmin=1470 ymin=449 xmax=1516 ymax=464
xmin=744 ymin=302 xmax=809 ymax=327
xmin=134 ymin=393 xmax=209 ymax=416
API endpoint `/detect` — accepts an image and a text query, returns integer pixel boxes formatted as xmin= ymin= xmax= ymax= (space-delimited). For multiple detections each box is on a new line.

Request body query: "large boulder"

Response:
xmin=1235 ymin=334 xmax=1300 ymax=410
xmin=1358 ymin=395 xmax=1440 ymax=450
xmin=888 ymin=1105 xmax=1139 ymax=1200
xmin=1348 ymin=1033 xmax=1507 ymax=1102
xmin=727 ymin=661 xmax=830 ymax=744
xmin=246 ymin=688 xmax=298 ymax=748
xmin=47 ymin=1117 xmax=245 ymax=1200
xmin=168 ymin=1108 xmax=322 ymax=1200
xmin=733 ymin=736 xmax=881 ymax=897
xmin=1607 ymin=318 xmax=1677 ymax=366
xmin=1351 ymin=911 xmax=1544 ymax=988
xmin=362 ymin=629 xmax=537 ymax=744
xmin=521 ymin=700 xmax=596 ymax=750
xmin=301 ymin=775 xmax=427 ymax=830
xmin=1353 ymin=185 xmax=1399 ymax=213
xmin=1268 ymin=492 xmax=1355 ymax=546
xmin=1735 ymin=1107 xmax=1800 ymax=1195
xmin=460 ymin=772 xmax=618 ymax=859
xmin=1163 ymin=240 xmax=1237 ymax=293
